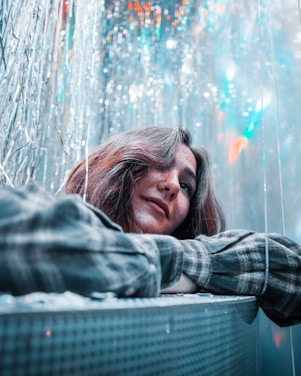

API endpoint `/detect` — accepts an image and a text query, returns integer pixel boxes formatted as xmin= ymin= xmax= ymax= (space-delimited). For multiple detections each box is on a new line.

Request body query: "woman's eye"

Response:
xmin=180 ymin=181 xmax=192 ymax=196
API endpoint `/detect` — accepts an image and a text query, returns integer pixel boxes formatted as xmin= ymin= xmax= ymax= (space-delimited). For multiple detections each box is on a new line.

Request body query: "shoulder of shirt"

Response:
xmin=3 ymin=181 xmax=123 ymax=233
xmin=84 ymin=201 xmax=123 ymax=232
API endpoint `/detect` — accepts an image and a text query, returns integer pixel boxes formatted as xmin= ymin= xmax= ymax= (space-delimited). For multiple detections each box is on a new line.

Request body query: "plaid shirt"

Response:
xmin=0 ymin=183 xmax=300 ymax=327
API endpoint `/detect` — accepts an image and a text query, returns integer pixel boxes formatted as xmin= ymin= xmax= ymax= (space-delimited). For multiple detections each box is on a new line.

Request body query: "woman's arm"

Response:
xmin=1 ymin=184 xmax=301 ymax=326
xmin=0 ymin=183 xmax=181 ymax=298
xmin=178 ymin=231 xmax=301 ymax=327
xmin=161 ymin=273 xmax=198 ymax=294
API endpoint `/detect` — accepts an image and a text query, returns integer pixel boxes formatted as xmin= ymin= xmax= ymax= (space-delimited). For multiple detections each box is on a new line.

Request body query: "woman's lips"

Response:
xmin=144 ymin=197 xmax=169 ymax=218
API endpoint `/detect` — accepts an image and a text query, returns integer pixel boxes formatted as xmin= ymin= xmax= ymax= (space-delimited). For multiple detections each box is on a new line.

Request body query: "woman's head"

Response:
xmin=65 ymin=127 xmax=225 ymax=238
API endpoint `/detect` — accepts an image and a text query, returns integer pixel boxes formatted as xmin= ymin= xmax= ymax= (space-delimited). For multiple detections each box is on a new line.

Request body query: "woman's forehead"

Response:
xmin=175 ymin=143 xmax=197 ymax=174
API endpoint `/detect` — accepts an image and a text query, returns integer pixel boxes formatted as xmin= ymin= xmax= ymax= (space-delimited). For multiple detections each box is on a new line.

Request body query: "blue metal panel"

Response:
xmin=0 ymin=294 xmax=257 ymax=376
xmin=257 ymin=310 xmax=301 ymax=376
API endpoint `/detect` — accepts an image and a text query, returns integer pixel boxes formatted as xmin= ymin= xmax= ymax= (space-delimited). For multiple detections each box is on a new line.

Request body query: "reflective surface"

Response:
xmin=1 ymin=1 xmax=301 ymax=375
xmin=0 ymin=293 xmax=257 ymax=376
xmin=1 ymin=0 xmax=301 ymax=239
xmin=258 ymin=310 xmax=301 ymax=376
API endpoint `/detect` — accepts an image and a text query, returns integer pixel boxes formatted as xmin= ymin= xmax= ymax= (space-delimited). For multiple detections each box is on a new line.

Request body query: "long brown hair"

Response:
xmin=65 ymin=127 xmax=225 ymax=238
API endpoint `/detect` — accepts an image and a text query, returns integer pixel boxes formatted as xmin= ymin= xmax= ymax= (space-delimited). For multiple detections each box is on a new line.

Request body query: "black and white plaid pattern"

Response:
xmin=0 ymin=183 xmax=300 ymax=326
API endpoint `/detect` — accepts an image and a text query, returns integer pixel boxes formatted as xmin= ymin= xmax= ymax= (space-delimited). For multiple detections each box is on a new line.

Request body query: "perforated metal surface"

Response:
xmin=0 ymin=294 xmax=257 ymax=376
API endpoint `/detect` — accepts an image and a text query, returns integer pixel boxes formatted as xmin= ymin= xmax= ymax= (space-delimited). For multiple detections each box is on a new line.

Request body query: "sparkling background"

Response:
xmin=1 ymin=0 xmax=301 ymax=373
xmin=1 ymin=0 xmax=301 ymax=239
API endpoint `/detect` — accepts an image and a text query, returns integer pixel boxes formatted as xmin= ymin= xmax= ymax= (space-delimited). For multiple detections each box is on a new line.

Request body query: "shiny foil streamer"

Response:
xmin=1 ymin=0 xmax=301 ymax=236
xmin=1 ymin=1 xmax=301 ymax=374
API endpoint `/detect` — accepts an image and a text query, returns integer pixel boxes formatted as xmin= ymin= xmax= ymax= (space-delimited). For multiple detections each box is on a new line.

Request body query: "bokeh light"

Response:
xmin=2 ymin=0 xmax=301 ymax=240
xmin=1 ymin=1 xmax=301 ymax=374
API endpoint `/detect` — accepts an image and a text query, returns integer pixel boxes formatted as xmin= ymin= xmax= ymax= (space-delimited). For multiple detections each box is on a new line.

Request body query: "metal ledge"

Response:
xmin=0 ymin=293 xmax=257 ymax=376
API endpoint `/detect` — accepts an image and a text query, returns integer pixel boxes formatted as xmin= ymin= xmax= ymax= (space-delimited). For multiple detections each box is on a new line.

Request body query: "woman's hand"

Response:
xmin=161 ymin=273 xmax=198 ymax=294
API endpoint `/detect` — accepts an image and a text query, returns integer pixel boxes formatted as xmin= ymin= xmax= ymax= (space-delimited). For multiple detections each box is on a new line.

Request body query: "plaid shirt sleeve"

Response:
xmin=181 ymin=231 xmax=301 ymax=327
xmin=1 ymin=184 xmax=301 ymax=327
xmin=0 ymin=183 xmax=182 ymax=298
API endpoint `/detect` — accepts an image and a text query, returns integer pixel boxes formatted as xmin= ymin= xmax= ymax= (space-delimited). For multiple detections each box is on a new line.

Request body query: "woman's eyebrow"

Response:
xmin=185 ymin=167 xmax=197 ymax=182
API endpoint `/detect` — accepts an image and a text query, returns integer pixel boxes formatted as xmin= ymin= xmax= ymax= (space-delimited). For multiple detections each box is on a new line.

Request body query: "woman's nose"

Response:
xmin=157 ymin=172 xmax=180 ymax=200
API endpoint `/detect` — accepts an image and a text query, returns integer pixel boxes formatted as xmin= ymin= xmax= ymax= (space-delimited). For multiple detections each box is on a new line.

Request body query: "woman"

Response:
xmin=0 ymin=127 xmax=301 ymax=326
xmin=66 ymin=126 xmax=224 ymax=294
xmin=65 ymin=127 xmax=225 ymax=238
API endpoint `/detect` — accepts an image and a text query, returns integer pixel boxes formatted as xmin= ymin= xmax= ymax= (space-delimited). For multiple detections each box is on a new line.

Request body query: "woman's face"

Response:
xmin=131 ymin=143 xmax=197 ymax=235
